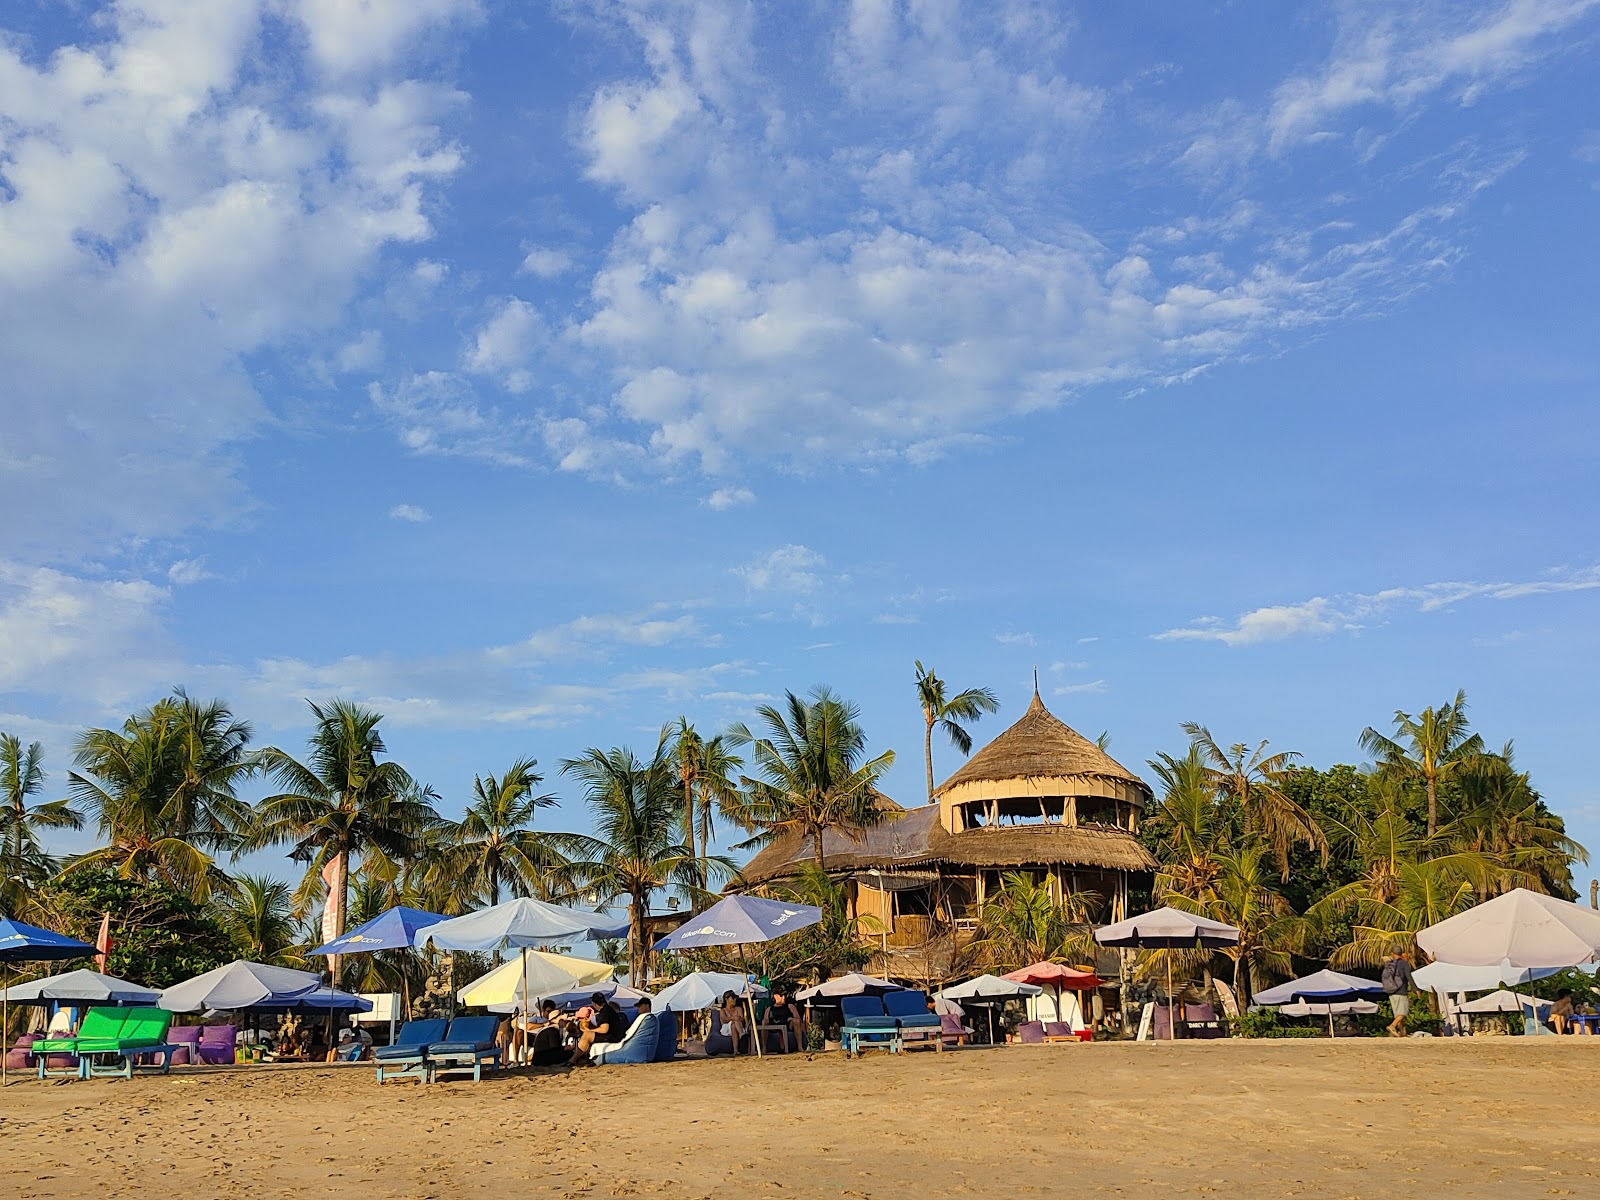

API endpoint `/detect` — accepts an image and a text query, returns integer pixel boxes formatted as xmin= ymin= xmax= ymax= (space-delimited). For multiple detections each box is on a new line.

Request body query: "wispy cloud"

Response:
xmin=1053 ymin=679 xmax=1107 ymax=696
xmin=1156 ymin=565 xmax=1600 ymax=646
xmin=733 ymin=545 xmax=831 ymax=594
xmin=995 ymin=631 xmax=1036 ymax=647
xmin=703 ymin=486 xmax=756 ymax=510
xmin=388 ymin=504 xmax=431 ymax=523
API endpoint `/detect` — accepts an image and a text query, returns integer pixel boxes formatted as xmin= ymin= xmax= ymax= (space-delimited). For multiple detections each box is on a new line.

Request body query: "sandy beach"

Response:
xmin=4 ymin=1040 xmax=1598 ymax=1200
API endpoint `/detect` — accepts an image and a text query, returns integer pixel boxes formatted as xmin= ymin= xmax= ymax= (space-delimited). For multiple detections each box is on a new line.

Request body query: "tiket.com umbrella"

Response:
xmin=0 ymin=918 xmax=95 ymax=1087
xmin=1254 ymin=969 xmax=1385 ymax=1037
xmin=1095 ymin=907 xmax=1241 ymax=1041
xmin=311 ymin=905 xmax=447 ymax=957
xmin=654 ymin=895 xmax=822 ymax=1057
xmin=417 ymin=898 xmax=629 ymax=1035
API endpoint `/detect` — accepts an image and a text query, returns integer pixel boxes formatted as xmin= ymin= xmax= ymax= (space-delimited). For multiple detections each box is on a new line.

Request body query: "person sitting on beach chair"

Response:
xmin=706 ymin=991 xmax=751 ymax=1056
xmin=588 ymin=998 xmax=660 ymax=1066
xmin=567 ymin=993 xmax=628 ymax=1065
xmin=529 ymin=1000 xmax=573 ymax=1066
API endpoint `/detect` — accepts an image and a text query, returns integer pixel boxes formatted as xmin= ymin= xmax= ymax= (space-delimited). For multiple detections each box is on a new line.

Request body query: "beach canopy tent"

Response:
xmin=1456 ymin=990 xmax=1553 ymax=1015
xmin=654 ymin=895 xmax=822 ymax=1057
xmin=937 ymin=974 xmax=1043 ymax=1043
xmin=1255 ymin=970 xmax=1385 ymax=1037
xmin=1003 ymin=962 xmax=1101 ymax=1029
xmin=1416 ymin=888 xmax=1600 ymax=971
xmin=794 ymin=973 xmax=903 ymax=1001
xmin=160 ymin=962 xmax=323 ymax=1012
xmin=0 ymin=969 xmax=160 ymax=1006
xmin=0 ymin=918 xmax=96 ymax=1086
xmin=1279 ymin=999 xmax=1380 ymax=1017
xmin=652 ymin=971 xmax=767 ymax=1012
xmin=311 ymin=906 xmax=447 ymax=956
xmin=1095 ymin=907 xmax=1240 ymax=1040
xmin=457 ymin=951 xmax=610 ymax=1013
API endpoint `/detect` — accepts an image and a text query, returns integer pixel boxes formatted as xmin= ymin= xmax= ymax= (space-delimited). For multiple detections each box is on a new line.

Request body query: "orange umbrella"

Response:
xmin=1002 ymin=962 xmax=1102 ymax=1027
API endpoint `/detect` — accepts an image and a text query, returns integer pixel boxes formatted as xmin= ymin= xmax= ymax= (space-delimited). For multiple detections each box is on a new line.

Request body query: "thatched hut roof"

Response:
xmin=736 ymin=802 xmax=1157 ymax=887
xmin=933 ymin=691 xmax=1152 ymax=802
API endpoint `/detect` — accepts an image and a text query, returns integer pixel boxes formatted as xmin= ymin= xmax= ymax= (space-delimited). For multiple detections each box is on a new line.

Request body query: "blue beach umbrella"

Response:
xmin=1253 ymin=969 xmax=1385 ymax=1037
xmin=310 ymin=906 xmax=447 ymax=956
xmin=654 ymin=895 xmax=822 ymax=1057
xmin=0 ymin=918 xmax=96 ymax=1087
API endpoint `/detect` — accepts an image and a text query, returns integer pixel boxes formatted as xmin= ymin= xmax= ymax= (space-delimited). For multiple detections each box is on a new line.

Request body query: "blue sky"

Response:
xmin=2 ymin=1 xmax=1597 ymax=882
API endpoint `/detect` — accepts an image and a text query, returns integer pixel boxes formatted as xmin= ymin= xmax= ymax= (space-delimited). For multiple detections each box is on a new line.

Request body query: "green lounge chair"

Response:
xmin=36 ymin=1007 xmax=178 ymax=1080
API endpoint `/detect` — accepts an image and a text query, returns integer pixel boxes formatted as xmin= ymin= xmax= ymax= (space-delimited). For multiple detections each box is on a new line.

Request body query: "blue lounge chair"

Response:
xmin=425 ymin=1016 xmax=503 ymax=1083
xmin=373 ymin=1019 xmax=449 ymax=1084
xmin=590 ymin=1012 xmax=660 ymax=1065
xmin=652 ymin=1008 xmax=679 ymax=1062
xmin=840 ymin=995 xmax=901 ymax=1057
xmin=883 ymin=990 xmax=943 ymax=1051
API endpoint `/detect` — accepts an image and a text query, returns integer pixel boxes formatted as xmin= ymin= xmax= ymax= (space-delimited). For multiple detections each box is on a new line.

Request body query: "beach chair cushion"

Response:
xmin=939 ymin=1014 xmax=970 ymax=1042
xmin=197 ymin=1024 xmax=236 ymax=1064
xmin=1043 ymin=1021 xmax=1074 ymax=1039
xmin=6 ymin=1032 xmax=39 ymax=1070
xmin=840 ymin=996 xmax=896 ymax=1028
xmin=429 ymin=1015 xmax=501 ymax=1054
xmin=373 ymin=1019 xmax=449 ymax=1060
xmin=33 ymin=1006 xmax=130 ymax=1054
xmin=652 ymin=1008 xmax=679 ymax=1062
xmin=883 ymin=991 xmax=941 ymax=1029
xmin=1017 ymin=1021 xmax=1046 ymax=1044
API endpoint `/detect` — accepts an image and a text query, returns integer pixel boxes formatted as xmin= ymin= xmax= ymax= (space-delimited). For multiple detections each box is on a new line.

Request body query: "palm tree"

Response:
xmin=557 ymin=738 xmax=733 ymax=983
xmin=1143 ymin=747 xmax=1226 ymax=902
xmin=220 ymin=874 xmax=300 ymax=964
xmin=1 ymin=734 xmax=82 ymax=915
xmin=1442 ymin=746 xmax=1585 ymax=898
xmin=67 ymin=690 xmax=256 ymax=898
xmin=726 ymin=687 xmax=895 ymax=871
xmin=1178 ymin=843 xmax=1304 ymax=1006
xmin=433 ymin=758 xmax=565 ymax=909
xmin=668 ymin=719 xmax=744 ymax=890
xmin=1360 ymin=688 xmax=1486 ymax=838
xmin=914 ymin=662 xmax=999 ymax=803
xmin=249 ymin=700 xmax=439 ymax=969
xmin=976 ymin=870 xmax=1101 ymax=970
xmin=1181 ymin=722 xmax=1326 ymax=876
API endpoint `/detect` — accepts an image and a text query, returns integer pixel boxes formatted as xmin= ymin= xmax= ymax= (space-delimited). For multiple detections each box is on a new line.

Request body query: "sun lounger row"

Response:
xmin=840 ymin=991 xmax=942 ymax=1056
xmin=375 ymin=1016 xmax=502 ymax=1083
xmin=30 ymin=1007 xmax=180 ymax=1080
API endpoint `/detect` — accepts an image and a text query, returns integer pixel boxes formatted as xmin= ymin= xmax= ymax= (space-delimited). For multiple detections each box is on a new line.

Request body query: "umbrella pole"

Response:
xmin=739 ymin=946 xmax=762 ymax=1057
xmin=520 ymin=947 xmax=529 ymax=1064
xmin=3 ymin=965 xmax=9 ymax=1088
xmin=1166 ymin=956 xmax=1174 ymax=1041
xmin=1327 ymin=1010 xmax=1335 ymax=1039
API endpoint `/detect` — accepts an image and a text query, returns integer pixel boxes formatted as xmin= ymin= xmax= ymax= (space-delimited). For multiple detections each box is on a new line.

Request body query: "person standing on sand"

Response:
xmin=1382 ymin=949 xmax=1414 ymax=1036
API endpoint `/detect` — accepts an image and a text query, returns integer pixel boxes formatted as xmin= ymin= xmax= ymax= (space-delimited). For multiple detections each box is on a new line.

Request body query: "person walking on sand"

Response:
xmin=1382 ymin=949 xmax=1414 ymax=1036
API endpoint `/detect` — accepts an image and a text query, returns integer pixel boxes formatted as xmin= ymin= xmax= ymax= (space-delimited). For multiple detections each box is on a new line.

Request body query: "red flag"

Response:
xmin=95 ymin=911 xmax=112 ymax=972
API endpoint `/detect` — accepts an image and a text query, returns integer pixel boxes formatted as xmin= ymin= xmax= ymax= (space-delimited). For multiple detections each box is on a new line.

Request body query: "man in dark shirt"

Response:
xmin=1381 ymin=950 xmax=1414 ymax=1036
xmin=764 ymin=991 xmax=804 ymax=1053
xmin=568 ymin=992 xmax=627 ymax=1063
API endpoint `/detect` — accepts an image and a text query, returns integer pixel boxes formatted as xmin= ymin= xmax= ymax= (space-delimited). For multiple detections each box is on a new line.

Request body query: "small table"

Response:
xmin=1566 ymin=1013 xmax=1600 ymax=1035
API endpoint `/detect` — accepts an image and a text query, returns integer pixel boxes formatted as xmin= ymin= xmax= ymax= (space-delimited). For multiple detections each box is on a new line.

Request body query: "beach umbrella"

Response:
xmin=540 ymin=981 xmax=653 ymax=1012
xmin=1279 ymin=999 xmax=1380 ymax=1018
xmin=1411 ymin=960 xmax=1557 ymax=993
xmin=417 ymin=897 xmax=629 ymax=1031
xmin=1416 ymin=888 xmax=1600 ymax=971
xmin=1254 ymin=970 xmax=1385 ymax=1037
xmin=1003 ymin=962 xmax=1101 ymax=1028
xmin=1095 ymin=907 xmax=1241 ymax=1041
xmin=456 ymin=951 xmax=602 ymax=1013
xmin=159 ymin=961 xmax=324 ymax=1012
xmin=309 ymin=905 xmax=447 ymax=956
xmin=793 ymin=972 xmax=903 ymax=1001
xmin=282 ymin=987 xmax=374 ymax=1012
xmin=653 ymin=895 xmax=822 ymax=1057
xmin=0 ymin=968 xmax=161 ymax=1006
xmin=1455 ymin=989 xmax=1553 ymax=1015
xmin=652 ymin=971 xmax=767 ymax=1012
xmin=0 ymin=918 xmax=95 ymax=1087
xmin=937 ymin=974 xmax=1043 ymax=1043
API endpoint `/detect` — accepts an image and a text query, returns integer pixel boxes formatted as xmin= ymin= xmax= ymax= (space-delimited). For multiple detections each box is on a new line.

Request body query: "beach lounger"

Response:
xmin=425 ymin=1016 xmax=502 ymax=1083
xmin=590 ymin=1012 xmax=660 ymax=1065
xmin=1042 ymin=1021 xmax=1077 ymax=1042
xmin=840 ymin=996 xmax=901 ymax=1057
xmin=38 ymin=1007 xmax=179 ymax=1079
xmin=374 ymin=1018 xmax=450 ymax=1084
xmin=1016 ymin=1020 xmax=1046 ymax=1045
xmin=652 ymin=1008 xmax=680 ymax=1062
xmin=939 ymin=1013 xmax=971 ymax=1047
xmin=883 ymin=990 xmax=943 ymax=1051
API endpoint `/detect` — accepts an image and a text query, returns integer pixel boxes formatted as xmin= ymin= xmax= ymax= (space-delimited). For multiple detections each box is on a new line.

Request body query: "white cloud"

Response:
xmin=337 ymin=330 xmax=384 ymax=372
xmin=387 ymin=504 xmax=431 ymax=523
xmin=0 ymin=1 xmax=467 ymax=558
xmin=464 ymin=299 xmax=547 ymax=393
xmin=369 ymin=373 xmax=536 ymax=466
xmin=167 ymin=558 xmax=216 ymax=585
xmin=872 ymin=613 xmax=918 ymax=625
xmin=733 ymin=545 xmax=830 ymax=594
xmin=1053 ymin=680 xmax=1107 ymax=696
xmin=1156 ymin=565 xmax=1600 ymax=646
xmin=1050 ymin=661 xmax=1089 ymax=672
xmin=286 ymin=0 xmax=483 ymax=77
xmin=520 ymin=247 xmax=574 ymax=278
xmin=703 ymin=486 xmax=756 ymax=510
xmin=995 ymin=631 xmax=1036 ymax=647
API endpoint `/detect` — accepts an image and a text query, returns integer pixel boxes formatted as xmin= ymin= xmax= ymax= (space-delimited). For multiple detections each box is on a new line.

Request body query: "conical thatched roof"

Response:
xmin=933 ymin=691 xmax=1150 ymax=800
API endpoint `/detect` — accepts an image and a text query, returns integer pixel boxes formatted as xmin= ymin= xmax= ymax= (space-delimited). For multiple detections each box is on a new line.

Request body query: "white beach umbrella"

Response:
xmin=1279 ymin=999 xmax=1380 ymax=1017
xmin=1416 ymin=888 xmax=1600 ymax=971
xmin=794 ymin=973 xmax=903 ymax=1001
xmin=936 ymin=975 xmax=1042 ymax=1042
xmin=1455 ymin=989 xmax=1552 ymax=1015
xmin=1095 ymin=907 xmax=1240 ymax=1040
xmin=652 ymin=971 xmax=766 ymax=1012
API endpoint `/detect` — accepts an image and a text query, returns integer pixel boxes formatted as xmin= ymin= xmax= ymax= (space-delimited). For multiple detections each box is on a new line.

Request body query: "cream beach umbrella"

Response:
xmin=1094 ymin=907 xmax=1240 ymax=1040
xmin=457 ymin=951 xmax=612 ymax=1012
xmin=1416 ymin=888 xmax=1600 ymax=971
